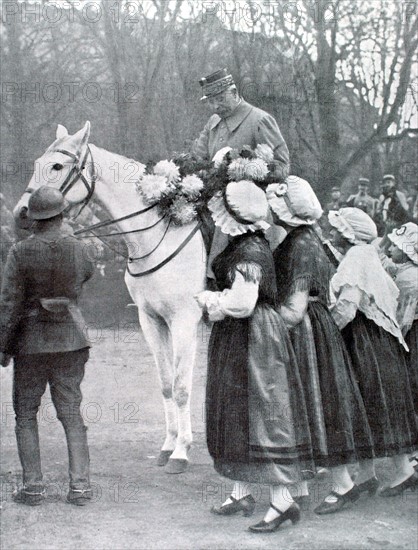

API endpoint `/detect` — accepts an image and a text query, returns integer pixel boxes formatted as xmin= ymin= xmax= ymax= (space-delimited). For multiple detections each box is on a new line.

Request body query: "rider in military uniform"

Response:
xmin=193 ymin=69 xmax=289 ymax=179
xmin=0 ymin=187 xmax=94 ymax=506
xmin=192 ymin=69 xmax=290 ymax=283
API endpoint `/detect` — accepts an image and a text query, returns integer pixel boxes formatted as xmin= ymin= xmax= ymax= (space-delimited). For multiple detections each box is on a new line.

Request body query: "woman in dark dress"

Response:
xmin=329 ymin=209 xmax=418 ymax=496
xmin=266 ymin=177 xmax=374 ymax=515
xmin=195 ymin=180 xmax=315 ymax=533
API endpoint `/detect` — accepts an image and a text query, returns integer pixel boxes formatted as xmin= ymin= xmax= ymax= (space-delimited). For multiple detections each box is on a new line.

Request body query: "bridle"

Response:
xmin=53 ymin=145 xmax=96 ymax=220
xmin=23 ymin=143 xmax=202 ymax=276
xmin=23 ymin=145 xmax=98 ymax=221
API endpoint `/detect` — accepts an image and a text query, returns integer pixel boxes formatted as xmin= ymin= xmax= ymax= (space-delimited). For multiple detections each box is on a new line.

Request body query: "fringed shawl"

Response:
xmin=273 ymin=226 xmax=334 ymax=305
xmin=331 ymin=244 xmax=407 ymax=349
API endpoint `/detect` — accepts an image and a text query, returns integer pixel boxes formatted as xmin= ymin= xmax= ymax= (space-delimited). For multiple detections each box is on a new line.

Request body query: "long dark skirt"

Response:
xmin=206 ymin=305 xmax=315 ymax=484
xmin=342 ymin=312 xmax=418 ymax=456
xmin=405 ymin=320 xmax=418 ymax=416
xmin=289 ymin=301 xmax=373 ymax=467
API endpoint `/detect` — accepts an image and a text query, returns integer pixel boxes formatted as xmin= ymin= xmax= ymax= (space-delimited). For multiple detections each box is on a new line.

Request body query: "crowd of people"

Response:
xmin=195 ymin=175 xmax=418 ymax=533
xmin=0 ymin=69 xmax=417 ymax=540
xmin=323 ymin=174 xmax=417 ymax=237
xmin=193 ymin=70 xmax=418 ymax=533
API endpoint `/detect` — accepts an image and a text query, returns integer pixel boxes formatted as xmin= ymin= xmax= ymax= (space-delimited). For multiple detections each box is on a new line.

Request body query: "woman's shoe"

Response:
xmin=293 ymin=495 xmax=310 ymax=511
xmin=248 ymin=502 xmax=301 ymax=533
xmin=211 ymin=494 xmax=256 ymax=517
xmin=355 ymin=477 xmax=379 ymax=496
xmin=314 ymin=485 xmax=360 ymax=515
xmin=380 ymin=472 xmax=418 ymax=497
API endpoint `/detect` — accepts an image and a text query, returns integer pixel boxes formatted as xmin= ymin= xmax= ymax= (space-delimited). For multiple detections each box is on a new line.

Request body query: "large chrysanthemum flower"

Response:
xmin=153 ymin=160 xmax=180 ymax=184
xmin=179 ymin=175 xmax=204 ymax=199
xmin=254 ymin=143 xmax=274 ymax=163
xmin=169 ymin=196 xmax=198 ymax=225
xmin=228 ymin=157 xmax=269 ymax=181
xmin=137 ymin=174 xmax=169 ymax=204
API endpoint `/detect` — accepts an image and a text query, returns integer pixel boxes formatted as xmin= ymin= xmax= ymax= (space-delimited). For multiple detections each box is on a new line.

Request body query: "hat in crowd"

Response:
xmin=28 ymin=186 xmax=68 ymax=220
xmin=382 ymin=174 xmax=396 ymax=182
xmin=388 ymin=222 xmax=418 ymax=265
xmin=358 ymin=178 xmax=370 ymax=185
xmin=199 ymin=69 xmax=235 ymax=101
xmin=328 ymin=207 xmax=377 ymax=245
xmin=266 ymin=176 xmax=323 ymax=227
xmin=331 ymin=186 xmax=341 ymax=192
xmin=208 ymin=180 xmax=270 ymax=236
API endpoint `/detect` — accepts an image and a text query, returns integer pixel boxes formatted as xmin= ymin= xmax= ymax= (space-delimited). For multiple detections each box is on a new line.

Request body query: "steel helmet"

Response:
xmin=28 ymin=186 xmax=69 ymax=220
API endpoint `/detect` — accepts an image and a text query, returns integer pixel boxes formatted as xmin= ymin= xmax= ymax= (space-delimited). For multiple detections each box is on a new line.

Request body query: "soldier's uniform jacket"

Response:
xmin=193 ymin=100 xmax=290 ymax=180
xmin=345 ymin=193 xmax=377 ymax=217
xmin=377 ymin=190 xmax=409 ymax=221
xmin=324 ymin=199 xmax=343 ymax=213
xmin=0 ymin=227 xmax=94 ymax=356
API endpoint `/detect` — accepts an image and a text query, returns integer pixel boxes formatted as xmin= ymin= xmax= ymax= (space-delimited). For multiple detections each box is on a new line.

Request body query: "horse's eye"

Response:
xmin=52 ymin=163 xmax=63 ymax=171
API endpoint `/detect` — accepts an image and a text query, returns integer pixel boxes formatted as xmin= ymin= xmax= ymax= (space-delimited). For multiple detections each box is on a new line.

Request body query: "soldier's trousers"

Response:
xmin=13 ymin=348 xmax=90 ymax=491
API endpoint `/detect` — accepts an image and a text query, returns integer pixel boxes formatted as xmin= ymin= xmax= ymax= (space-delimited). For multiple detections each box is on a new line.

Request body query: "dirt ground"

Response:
xmin=1 ymin=325 xmax=417 ymax=550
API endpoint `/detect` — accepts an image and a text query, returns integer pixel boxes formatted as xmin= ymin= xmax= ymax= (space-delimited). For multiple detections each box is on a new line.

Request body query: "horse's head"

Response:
xmin=14 ymin=121 xmax=93 ymax=226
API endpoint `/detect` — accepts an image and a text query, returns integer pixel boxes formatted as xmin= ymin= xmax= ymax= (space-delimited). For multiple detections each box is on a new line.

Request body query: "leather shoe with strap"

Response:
xmin=355 ymin=477 xmax=379 ymax=496
xmin=380 ymin=472 xmax=418 ymax=497
xmin=314 ymin=485 xmax=360 ymax=515
xmin=211 ymin=494 xmax=256 ymax=517
xmin=248 ymin=502 xmax=301 ymax=533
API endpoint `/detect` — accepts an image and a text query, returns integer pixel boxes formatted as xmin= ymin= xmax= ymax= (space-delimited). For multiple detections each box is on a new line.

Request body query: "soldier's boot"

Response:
xmin=64 ymin=426 xmax=92 ymax=506
xmin=14 ymin=424 xmax=45 ymax=506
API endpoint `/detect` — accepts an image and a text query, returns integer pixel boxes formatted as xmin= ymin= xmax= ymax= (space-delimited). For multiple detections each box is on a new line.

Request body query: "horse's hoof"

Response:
xmin=157 ymin=450 xmax=173 ymax=467
xmin=165 ymin=458 xmax=189 ymax=474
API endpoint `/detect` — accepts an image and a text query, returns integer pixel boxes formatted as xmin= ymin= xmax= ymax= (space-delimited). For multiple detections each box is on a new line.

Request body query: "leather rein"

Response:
xmin=25 ymin=146 xmax=201 ymax=276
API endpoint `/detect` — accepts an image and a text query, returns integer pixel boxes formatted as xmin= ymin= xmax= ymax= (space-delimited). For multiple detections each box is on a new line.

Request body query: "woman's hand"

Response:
xmin=194 ymin=291 xmax=213 ymax=310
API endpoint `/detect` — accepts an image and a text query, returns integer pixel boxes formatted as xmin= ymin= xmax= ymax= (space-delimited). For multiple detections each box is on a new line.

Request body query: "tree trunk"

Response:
xmin=313 ymin=2 xmax=341 ymax=198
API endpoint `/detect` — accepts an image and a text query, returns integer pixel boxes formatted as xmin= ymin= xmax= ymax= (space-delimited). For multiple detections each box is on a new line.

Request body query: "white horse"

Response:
xmin=14 ymin=121 xmax=207 ymax=473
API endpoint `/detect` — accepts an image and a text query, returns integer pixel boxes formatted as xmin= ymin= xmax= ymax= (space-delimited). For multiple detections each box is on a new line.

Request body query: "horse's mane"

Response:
xmin=91 ymin=145 xmax=143 ymax=168
xmin=46 ymin=139 xmax=143 ymax=168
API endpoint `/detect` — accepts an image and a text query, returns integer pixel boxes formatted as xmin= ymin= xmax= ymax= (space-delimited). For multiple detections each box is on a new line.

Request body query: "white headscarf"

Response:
xmin=328 ymin=207 xmax=377 ymax=244
xmin=266 ymin=176 xmax=323 ymax=227
xmin=388 ymin=222 xmax=418 ymax=265
xmin=208 ymin=180 xmax=270 ymax=236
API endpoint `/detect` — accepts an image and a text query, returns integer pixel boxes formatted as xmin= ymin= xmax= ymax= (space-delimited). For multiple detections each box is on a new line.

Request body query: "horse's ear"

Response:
xmin=65 ymin=121 xmax=91 ymax=154
xmin=56 ymin=124 xmax=69 ymax=139
xmin=77 ymin=121 xmax=91 ymax=153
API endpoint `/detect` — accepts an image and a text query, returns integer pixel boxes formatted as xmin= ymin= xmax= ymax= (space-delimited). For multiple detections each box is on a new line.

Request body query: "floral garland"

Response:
xmin=201 ymin=143 xmax=285 ymax=199
xmin=135 ymin=156 xmax=210 ymax=225
xmin=135 ymin=144 xmax=284 ymax=225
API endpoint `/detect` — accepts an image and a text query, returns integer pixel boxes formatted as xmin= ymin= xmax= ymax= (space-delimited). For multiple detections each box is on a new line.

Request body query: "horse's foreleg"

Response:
xmin=137 ymin=312 xmax=177 ymax=460
xmin=165 ymin=315 xmax=199 ymax=471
